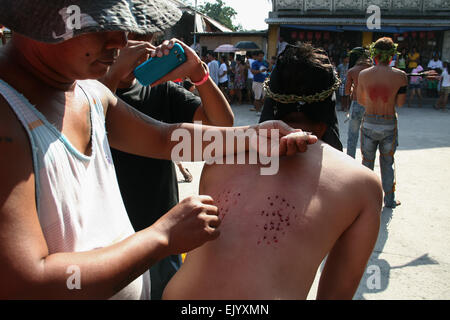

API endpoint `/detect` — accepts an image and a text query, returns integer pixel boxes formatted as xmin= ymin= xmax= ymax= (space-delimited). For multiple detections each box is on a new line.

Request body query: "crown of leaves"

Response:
xmin=369 ymin=42 xmax=399 ymax=63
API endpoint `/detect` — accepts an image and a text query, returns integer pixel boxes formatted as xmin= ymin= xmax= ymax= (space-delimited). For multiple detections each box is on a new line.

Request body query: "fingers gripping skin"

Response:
xmin=153 ymin=195 xmax=221 ymax=255
xmin=257 ymin=121 xmax=318 ymax=157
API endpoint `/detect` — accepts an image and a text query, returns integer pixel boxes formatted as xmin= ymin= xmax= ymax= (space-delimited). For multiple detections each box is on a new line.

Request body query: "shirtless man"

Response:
xmin=357 ymin=37 xmax=408 ymax=208
xmin=0 ymin=1 xmax=316 ymax=299
xmin=345 ymin=48 xmax=373 ymax=158
xmin=163 ymin=44 xmax=383 ymax=300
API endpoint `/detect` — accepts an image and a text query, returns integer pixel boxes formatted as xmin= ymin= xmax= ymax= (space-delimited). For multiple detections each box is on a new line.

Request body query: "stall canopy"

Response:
xmin=235 ymin=41 xmax=260 ymax=50
xmin=214 ymin=44 xmax=239 ymax=53
xmin=284 ymin=24 xmax=450 ymax=33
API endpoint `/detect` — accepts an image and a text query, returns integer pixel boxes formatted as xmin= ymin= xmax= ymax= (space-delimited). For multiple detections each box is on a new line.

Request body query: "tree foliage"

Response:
xmin=198 ymin=0 xmax=242 ymax=31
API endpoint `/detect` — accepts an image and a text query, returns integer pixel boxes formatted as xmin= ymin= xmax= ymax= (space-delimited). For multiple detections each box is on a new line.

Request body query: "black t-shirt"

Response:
xmin=113 ymin=81 xmax=201 ymax=232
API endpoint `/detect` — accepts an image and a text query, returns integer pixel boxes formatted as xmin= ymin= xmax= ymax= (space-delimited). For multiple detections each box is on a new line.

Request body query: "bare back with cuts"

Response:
xmin=163 ymin=141 xmax=382 ymax=300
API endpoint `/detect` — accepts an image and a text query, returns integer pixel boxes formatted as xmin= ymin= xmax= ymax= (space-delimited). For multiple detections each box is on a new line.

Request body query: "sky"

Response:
xmin=196 ymin=0 xmax=273 ymax=31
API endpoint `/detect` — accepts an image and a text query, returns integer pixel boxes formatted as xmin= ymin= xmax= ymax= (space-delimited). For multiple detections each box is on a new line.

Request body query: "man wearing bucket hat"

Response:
xmin=0 ymin=0 xmax=317 ymax=299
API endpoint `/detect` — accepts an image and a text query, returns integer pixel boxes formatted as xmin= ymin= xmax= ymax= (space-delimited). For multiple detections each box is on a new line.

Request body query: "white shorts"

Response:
xmin=252 ymin=81 xmax=265 ymax=100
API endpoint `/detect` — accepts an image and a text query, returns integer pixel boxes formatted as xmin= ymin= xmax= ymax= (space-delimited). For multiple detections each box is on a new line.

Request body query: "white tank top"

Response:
xmin=0 ymin=79 xmax=150 ymax=300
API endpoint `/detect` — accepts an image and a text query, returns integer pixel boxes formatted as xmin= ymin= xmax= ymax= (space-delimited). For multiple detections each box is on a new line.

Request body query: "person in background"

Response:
xmin=337 ymin=56 xmax=350 ymax=112
xmin=408 ymin=63 xmax=424 ymax=108
xmin=435 ymin=61 xmax=450 ymax=111
xmin=427 ymin=54 xmax=443 ymax=98
xmin=345 ymin=47 xmax=372 ymax=158
xmin=358 ymin=37 xmax=408 ymax=209
xmin=246 ymin=51 xmax=256 ymax=104
xmin=0 ymin=25 xmax=6 ymax=45
xmin=408 ymin=47 xmax=420 ymax=73
xmin=277 ymin=36 xmax=288 ymax=56
xmin=218 ymin=55 xmax=230 ymax=102
xmin=395 ymin=48 xmax=407 ymax=73
xmin=233 ymin=58 xmax=246 ymax=105
xmin=250 ymin=50 xmax=268 ymax=114
xmin=268 ymin=56 xmax=277 ymax=75
xmin=207 ymin=51 xmax=219 ymax=86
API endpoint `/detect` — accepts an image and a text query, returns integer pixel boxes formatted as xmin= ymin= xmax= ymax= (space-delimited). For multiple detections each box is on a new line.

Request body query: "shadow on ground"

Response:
xmin=354 ymin=207 xmax=439 ymax=299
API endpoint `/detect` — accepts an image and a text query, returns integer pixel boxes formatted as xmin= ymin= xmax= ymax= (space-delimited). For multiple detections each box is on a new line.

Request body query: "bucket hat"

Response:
xmin=0 ymin=0 xmax=182 ymax=43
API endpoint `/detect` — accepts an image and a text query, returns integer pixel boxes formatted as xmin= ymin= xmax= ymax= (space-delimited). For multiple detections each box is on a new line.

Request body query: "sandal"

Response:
xmin=386 ymin=200 xmax=401 ymax=208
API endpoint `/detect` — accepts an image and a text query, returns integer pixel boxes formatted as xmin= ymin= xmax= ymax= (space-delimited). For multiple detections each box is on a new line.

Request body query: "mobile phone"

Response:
xmin=134 ymin=43 xmax=187 ymax=86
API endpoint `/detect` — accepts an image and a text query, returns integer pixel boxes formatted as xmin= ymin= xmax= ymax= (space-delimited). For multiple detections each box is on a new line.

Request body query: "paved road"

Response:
xmin=176 ymin=103 xmax=450 ymax=300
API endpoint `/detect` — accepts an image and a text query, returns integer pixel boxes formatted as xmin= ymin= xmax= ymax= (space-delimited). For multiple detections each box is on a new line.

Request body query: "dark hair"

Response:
xmin=259 ymin=43 xmax=342 ymax=151
xmin=183 ymin=80 xmax=194 ymax=91
xmin=374 ymin=37 xmax=395 ymax=51
xmin=348 ymin=47 xmax=370 ymax=69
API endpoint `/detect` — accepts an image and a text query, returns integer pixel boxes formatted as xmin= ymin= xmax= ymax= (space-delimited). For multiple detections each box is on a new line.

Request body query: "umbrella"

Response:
xmin=214 ymin=44 xmax=238 ymax=53
xmin=234 ymin=41 xmax=260 ymax=50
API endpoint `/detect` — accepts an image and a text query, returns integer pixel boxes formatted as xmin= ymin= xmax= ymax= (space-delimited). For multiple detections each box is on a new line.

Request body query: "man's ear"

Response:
xmin=314 ymin=122 xmax=327 ymax=139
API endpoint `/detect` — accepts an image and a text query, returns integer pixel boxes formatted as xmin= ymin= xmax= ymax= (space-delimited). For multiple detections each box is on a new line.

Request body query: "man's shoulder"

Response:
xmin=358 ymin=66 xmax=374 ymax=79
xmin=347 ymin=66 xmax=359 ymax=77
xmin=391 ymin=67 xmax=407 ymax=80
xmin=0 ymin=93 xmax=34 ymax=165
xmin=77 ymin=79 xmax=112 ymax=107
xmin=78 ymin=79 xmax=106 ymax=92
xmin=312 ymin=141 xmax=376 ymax=177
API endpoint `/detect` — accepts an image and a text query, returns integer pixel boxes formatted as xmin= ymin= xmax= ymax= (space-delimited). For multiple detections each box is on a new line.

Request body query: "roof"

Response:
xmin=265 ymin=16 xmax=450 ymax=29
xmin=195 ymin=31 xmax=267 ymax=36
xmin=168 ymin=0 xmax=233 ymax=33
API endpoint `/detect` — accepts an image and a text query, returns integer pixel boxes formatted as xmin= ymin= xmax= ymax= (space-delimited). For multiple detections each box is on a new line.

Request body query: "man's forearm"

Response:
xmin=168 ymin=123 xmax=255 ymax=162
xmin=345 ymin=78 xmax=353 ymax=96
xmin=196 ymin=78 xmax=234 ymax=126
xmin=11 ymin=227 xmax=169 ymax=299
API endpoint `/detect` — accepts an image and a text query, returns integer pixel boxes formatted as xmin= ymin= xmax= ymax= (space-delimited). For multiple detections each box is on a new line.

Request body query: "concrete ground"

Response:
xmin=176 ymin=102 xmax=450 ymax=300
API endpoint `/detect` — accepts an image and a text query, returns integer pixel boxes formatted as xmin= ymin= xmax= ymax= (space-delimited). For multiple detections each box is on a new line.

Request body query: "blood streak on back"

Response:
xmin=368 ymin=85 xmax=390 ymax=103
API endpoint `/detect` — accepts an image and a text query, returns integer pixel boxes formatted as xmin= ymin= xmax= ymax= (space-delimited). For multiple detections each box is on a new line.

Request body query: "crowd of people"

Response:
xmin=203 ymin=50 xmax=275 ymax=114
xmin=334 ymin=45 xmax=449 ymax=111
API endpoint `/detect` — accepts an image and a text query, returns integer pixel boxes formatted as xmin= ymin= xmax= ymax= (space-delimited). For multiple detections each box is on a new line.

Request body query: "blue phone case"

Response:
xmin=134 ymin=43 xmax=187 ymax=86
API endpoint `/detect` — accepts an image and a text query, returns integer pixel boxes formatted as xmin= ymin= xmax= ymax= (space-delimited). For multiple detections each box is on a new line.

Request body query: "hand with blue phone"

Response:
xmin=139 ymin=39 xmax=209 ymax=87
xmin=134 ymin=43 xmax=187 ymax=86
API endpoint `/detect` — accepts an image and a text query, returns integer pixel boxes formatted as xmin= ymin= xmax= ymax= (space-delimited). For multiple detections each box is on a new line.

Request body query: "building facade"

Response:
xmin=266 ymin=0 xmax=450 ymax=65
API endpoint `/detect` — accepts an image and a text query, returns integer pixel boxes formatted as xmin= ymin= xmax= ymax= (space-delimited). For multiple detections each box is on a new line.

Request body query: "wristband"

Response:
xmin=192 ymin=62 xmax=210 ymax=87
